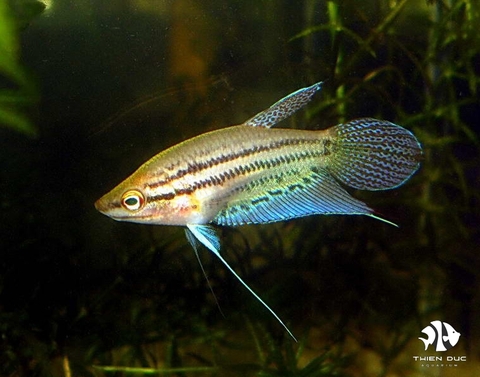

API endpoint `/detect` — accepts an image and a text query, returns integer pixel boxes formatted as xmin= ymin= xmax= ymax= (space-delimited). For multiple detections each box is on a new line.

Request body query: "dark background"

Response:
xmin=1 ymin=0 xmax=479 ymax=376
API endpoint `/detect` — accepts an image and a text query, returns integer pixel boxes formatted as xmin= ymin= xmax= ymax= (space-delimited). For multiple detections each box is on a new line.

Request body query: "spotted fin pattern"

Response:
xmin=329 ymin=118 xmax=422 ymax=190
xmin=96 ymin=81 xmax=423 ymax=342
xmin=244 ymin=82 xmax=323 ymax=128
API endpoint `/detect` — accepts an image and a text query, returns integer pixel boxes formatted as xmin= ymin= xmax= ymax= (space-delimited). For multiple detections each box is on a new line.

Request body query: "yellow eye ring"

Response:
xmin=121 ymin=190 xmax=145 ymax=211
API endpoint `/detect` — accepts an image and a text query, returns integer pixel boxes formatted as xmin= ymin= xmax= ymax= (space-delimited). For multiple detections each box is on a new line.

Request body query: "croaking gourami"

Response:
xmin=95 ymin=82 xmax=423 ymax=340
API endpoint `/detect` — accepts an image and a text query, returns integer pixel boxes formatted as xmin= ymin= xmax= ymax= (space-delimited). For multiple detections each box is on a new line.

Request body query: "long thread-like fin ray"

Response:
xmin=95 ymin=82 xmax=424 ymax=342
xmin=185 ymin=228 xmax=225 ymax=318
xmin=185 ymin=224 xmax=297 ymax=342
xmin=244 ymin=82 xmax=323 ymax=128
xmin=214 ymin=169 xmax=374 ymax=226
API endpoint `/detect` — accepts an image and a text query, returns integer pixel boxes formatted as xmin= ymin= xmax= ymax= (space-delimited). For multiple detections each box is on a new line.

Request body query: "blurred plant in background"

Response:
xmin=288 ymin=0 xmax=480 ymax=373
xmin=0 ymin=0 xmax=479 ymax=376
xmin=0 ymin=0 xmax=44 ymax=137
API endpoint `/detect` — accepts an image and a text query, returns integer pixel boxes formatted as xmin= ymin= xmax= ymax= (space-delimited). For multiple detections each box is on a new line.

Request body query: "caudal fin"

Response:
xmin=328 ymin=118 xmax=422 ymax=191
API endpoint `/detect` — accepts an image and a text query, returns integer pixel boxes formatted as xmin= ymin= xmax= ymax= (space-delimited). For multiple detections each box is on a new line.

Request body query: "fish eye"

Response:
xmin=121 ymin=190 xmax=145 ymax=211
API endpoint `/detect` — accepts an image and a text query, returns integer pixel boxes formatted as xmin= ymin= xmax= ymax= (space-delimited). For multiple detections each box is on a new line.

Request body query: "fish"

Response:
xmin=418 ymin=320 xmax=461 ymax=351
xmin=95 ymin=82 xmax=423 ymax=341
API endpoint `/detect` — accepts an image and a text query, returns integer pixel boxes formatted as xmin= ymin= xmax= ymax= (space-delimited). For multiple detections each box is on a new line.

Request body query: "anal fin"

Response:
xmin=214 ymin=168 xmax=384 ymax=227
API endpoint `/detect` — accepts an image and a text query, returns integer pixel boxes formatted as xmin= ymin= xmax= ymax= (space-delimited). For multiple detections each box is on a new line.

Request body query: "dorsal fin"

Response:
xmin=244 ymin=82 xmax=323 ymax=128
xmin=185 ymin=224 xmax=297 ymax=341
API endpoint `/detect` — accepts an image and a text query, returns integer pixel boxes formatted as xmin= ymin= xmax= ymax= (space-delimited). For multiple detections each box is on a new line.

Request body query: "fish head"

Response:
xmin=95 ymin=173 xmax=207 ymax=225
xmin=443 ymin=323 xmax=461 ymax=347
xmin=95 ymin=178 xmax=166 ymax=224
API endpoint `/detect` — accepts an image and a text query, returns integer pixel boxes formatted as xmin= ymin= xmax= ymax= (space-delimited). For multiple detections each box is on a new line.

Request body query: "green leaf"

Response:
xmin=0 ymin=1 xmax=43 ymax=137
xmin=0 ymin=107 xmax=37 ymax=137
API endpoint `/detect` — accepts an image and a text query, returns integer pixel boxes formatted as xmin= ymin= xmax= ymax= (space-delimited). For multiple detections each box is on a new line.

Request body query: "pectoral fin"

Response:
xmin=186 ymin=224 xmax=221 ymax=255
xmin=185 ymin=224 xmax=297 ymax=341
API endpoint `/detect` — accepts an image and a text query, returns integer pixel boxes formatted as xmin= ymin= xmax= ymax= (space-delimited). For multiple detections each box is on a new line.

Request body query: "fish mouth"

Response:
xmin=94 ymin=196 xmax=111 ymax=214
xmin=94 ymin=196 xmax=131 ymax=221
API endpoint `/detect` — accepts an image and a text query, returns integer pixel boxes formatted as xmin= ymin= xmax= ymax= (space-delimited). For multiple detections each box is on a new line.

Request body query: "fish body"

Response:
xmin=95 ymin=82 xmax=422 ymax=340
xmin=95 ymin=115 xmax=421 ymax=229
xmin=95 ymin=125 xmax=340 ymax=225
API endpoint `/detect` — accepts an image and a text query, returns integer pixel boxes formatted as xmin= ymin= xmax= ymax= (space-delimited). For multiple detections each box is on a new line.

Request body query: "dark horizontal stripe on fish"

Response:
xmin=169 ymin=148 xmax=326 ymax=199
xmin=150 ymin=192 xmax=176 ymax=202
xmin=113 ymin=214 xmax=164 ymax=221
xmin=146 ymin=137 xmax=324 ymax=189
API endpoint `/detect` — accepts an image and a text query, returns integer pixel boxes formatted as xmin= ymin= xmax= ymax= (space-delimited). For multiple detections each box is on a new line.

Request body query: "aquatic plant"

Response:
xmin=1 ymin=0 xmax=479 ymax=376
xmin=0 ymin=0 xmax=44 ymax=137
xmin=85 ymin=2 xmax=480 ymax=373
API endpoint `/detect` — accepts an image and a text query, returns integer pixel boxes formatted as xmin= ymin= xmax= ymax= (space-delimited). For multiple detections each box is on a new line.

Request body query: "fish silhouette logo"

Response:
xmin=419 ymin=320 xmax=461 ymax=351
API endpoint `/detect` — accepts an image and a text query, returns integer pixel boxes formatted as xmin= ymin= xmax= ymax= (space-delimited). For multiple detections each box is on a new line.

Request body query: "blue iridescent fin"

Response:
xmin=213 ymin=168 xmax=396 ymax=227
xmin=185 ymin=224 xmax=297 ymax=341
xmin=329 ymin=118 xmax=422 ymax=190
xmin=244 ymin=82 xmax=323 ymax=128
